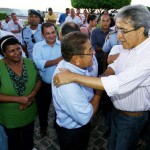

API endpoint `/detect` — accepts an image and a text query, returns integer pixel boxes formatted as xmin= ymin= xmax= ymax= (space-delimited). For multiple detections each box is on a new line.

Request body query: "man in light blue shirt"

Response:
xmin=33 ymin=22 xmax=62 ymax=137
xmin=102 ymin=31 xmax=120 ymax=53
xmin=52 ymin=32 xmax=101 ymax=150
xmin=21 ymin=9 xmax=44 ymax=59
xmin=60 ymin=22 xmax=98 ymax=77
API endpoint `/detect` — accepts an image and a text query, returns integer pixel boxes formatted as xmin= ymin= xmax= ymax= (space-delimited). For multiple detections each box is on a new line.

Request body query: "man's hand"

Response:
xmin=54 ymin=68 xmax=75 ymax=87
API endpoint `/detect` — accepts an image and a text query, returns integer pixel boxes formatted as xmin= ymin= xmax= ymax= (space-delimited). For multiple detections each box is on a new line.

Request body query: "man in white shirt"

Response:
xmin=65 ymin=8 xmax=82 ymax=27
xmin=1 ymin=15 xmax=10 ymax=31
xmin=8 ymin=13 xmax=23 ymax=43
xmin=54 ymin=5 xmax=150 ymax=150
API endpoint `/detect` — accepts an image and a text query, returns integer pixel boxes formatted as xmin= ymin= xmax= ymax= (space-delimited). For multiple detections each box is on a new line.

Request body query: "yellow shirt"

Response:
xmin=45 ymin=13 xmax=57 ymax=26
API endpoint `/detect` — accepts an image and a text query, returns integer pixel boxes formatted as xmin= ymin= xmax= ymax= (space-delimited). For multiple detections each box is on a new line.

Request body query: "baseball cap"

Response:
xmin=28 ymin=9 xmax=41 ymax=18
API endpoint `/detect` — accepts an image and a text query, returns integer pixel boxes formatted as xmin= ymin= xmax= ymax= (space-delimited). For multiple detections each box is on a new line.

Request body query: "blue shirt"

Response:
xmin=87 ymin=55 xmax=98 ymax=77
xmin=59 ymin=13 xmax=68 ymax=26
xmin=0 ymin=125 xmax=8 ymax=150
xmin=52 ymin=60 xmax=94 ymax=129
xmin=102 ymin=32 xmax=120 ymax=53
xmin=33 ymin=39 xmax=61 ymax=84
xmin=91 ymin=28 xmax=111 ymax=58
xmin=21 ymin=24 xmax=44 ymax=59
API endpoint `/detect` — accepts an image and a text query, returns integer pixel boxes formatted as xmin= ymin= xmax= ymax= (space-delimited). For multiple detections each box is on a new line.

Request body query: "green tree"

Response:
xmin=0 ymin=13 xmax=7 ymax=20
xmin=71 ymin=0 xmax=131 ymax=13
xmin=147 ymin=6 xmax=150 ymax=11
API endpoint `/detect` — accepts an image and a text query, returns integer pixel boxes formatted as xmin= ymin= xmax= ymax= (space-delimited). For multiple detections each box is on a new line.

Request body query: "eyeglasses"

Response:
xmin=31 ymin=34 xmax=36 ymax=43
xmin=76 ymin=53 xmax=94 ymax=56
xmin=76 ymin=50 xmax=94 ymax=56
xmin=116 ymin=28 xmax=137 ymax=35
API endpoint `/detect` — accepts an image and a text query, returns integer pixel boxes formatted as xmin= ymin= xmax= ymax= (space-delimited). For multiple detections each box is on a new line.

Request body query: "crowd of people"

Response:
xmin=0 ymin=4 xmax=149 ymax=150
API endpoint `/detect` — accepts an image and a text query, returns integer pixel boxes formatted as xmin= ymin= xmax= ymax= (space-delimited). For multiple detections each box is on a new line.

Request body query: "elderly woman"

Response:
xmin=0 ymin=35 xmax=41 ymax=150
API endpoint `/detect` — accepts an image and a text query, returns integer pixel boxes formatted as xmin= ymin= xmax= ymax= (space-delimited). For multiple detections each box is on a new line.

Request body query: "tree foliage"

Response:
xmin=71 ymin=0 xmax=131 ymax=11
xmin=0 ymin=13 xmax=7 ymax=20
xmin=147 ymin=7 xmax=150 ymax=11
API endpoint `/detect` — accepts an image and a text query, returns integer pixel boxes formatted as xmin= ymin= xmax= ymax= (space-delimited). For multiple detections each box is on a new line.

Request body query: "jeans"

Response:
xmin=0 ymin=125 xmax=8 ymax=150
xmin=108 ymin=109 xmax=148 ymax=150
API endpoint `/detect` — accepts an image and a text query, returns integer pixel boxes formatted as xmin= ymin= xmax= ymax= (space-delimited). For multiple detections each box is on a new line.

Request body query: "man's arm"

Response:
xmin=44 ymin=57 xmax=63 ymax=68
xmin=10 ymin=20 xmax=23 ymax=33
xmin=90 ymin=90 xmax=103 ymax=115
xmin=54 ymin=69 xmax=104 ymax=90
xmin=107 ymin=54 xmax=120 ymax=65
xmin=54 ymin=67 xmax=114 ymax=90
xmin=47 ymin=14 xmax=57 ymax=23
xmin=101 ymin=67 xmax=115 ymax=76
xmin=47 ymin=18 xmax=56 ymax=23
xmin=21 ymin=45 xmax=28 ymax=57
xmin=102 ymin=35 xmax=111 ymax=53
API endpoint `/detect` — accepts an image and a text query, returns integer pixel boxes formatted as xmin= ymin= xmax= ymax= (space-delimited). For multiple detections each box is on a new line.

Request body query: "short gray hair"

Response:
xmin=115 ymin=5 xmax=150 ymax=36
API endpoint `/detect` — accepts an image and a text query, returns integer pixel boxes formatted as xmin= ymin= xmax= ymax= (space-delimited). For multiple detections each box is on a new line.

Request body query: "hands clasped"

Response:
xmin=19 ymin=94 xmax=36 ymax=110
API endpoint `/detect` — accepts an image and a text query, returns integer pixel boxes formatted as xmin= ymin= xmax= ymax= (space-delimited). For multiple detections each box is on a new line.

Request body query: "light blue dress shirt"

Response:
xmin=102 ymin=32 xmax=119 ymax=53
xmin=52 ymin=60 xmax=94 ymax=129
xmin=33 ymin=39 xmax=61 ymax=84
xmin=87 ymin=55 xmax=98 ymax=77
xmin=21 ymin=24 xmax=44 ymax=59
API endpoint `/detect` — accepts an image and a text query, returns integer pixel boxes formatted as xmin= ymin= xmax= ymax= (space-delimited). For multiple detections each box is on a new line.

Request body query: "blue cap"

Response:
xmin=28 ymin=9 xmax=41 ymax=18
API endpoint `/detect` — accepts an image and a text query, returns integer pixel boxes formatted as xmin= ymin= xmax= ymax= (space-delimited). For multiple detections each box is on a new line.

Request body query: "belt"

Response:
xmin=116 ymin=109 xmax=145 ymax=117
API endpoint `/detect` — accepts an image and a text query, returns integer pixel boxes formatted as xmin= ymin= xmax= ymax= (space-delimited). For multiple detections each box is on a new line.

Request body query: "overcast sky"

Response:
xmin=1 ymin=0 xmax=150 ymax=12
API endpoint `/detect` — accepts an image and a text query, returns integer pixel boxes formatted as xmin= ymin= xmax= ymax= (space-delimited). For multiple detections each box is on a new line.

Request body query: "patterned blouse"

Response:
xmin=5 ymin=60 xmax=40 ymax=96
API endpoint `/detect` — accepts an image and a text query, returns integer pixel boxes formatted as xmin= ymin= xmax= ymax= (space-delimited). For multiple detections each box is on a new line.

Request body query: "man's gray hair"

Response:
xmin=115 ymin=5 xmax=150 ymax=36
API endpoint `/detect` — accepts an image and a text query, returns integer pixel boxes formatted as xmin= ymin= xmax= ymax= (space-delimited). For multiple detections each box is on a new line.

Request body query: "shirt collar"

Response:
xmin=99 ymin=28 xmax=112 ymax=34
xmin=27 ymin=24 xmax=41 ymax=32
xmin=131 ymin=37 xmax=150 ymax=55
xmin=41 ymin=38 xmax=60 ymax=47
xmin=63 ymin=60 xmax=86 ymax=75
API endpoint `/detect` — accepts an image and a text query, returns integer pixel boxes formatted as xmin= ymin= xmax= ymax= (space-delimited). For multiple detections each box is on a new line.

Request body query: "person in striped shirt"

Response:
xmin=54 ymin=4 xmax=150 ymax=150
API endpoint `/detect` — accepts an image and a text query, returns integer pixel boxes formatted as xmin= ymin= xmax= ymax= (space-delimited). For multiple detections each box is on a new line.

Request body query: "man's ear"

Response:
xmin=71 ymin=55 xmax=81 ymax=66
xmin=138 ymin=27 xmax=145 ymax=36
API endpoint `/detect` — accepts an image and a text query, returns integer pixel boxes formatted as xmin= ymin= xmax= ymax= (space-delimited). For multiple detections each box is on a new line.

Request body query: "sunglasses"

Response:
xmin=31 ymin=34 xmax=36 ymax=43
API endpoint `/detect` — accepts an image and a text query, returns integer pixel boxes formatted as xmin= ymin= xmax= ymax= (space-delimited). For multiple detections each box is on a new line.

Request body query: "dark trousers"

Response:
xmin=4 ymin=121 xmax=34 ymax=150
xmin=56 ymin=123 xmax=91 ymax=150
xmin=96 ymin=57 xmax=103 ymax=76
xmin=36 ymin=81 xmax=52 ymax=130
xmin=101 ymin=92 xmax=113 ymax=128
